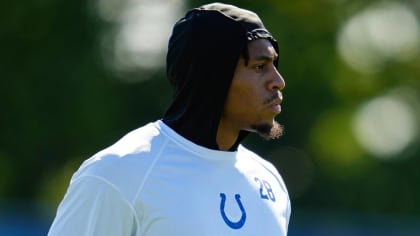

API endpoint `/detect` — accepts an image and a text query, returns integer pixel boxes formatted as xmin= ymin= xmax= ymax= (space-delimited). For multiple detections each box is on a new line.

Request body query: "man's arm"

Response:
xmin=48 ymin=176 xmax=137 ymax=236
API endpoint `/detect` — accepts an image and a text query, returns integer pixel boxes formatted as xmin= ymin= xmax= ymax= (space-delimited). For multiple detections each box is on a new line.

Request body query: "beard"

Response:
xmin=251 ymin=121 xmax=284 ymax=140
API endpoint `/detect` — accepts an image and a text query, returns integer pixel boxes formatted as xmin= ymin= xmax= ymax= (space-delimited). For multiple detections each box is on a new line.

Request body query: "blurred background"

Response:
xmin=1 ymin=0 xmax=419 ymax=235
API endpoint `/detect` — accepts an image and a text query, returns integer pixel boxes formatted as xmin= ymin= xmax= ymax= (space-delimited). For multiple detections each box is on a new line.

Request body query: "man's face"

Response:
xmin=221 ymin=39 xmax=285 ymax=139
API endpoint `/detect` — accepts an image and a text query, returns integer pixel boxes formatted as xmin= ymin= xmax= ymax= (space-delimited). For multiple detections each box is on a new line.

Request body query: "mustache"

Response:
xmin=263 ymin=92 xmax=282 ymax=105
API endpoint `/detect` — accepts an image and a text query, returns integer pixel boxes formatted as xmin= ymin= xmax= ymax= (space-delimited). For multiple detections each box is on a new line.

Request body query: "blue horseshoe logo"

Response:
xmin=219 ymin=193 xmax=247 ymax=229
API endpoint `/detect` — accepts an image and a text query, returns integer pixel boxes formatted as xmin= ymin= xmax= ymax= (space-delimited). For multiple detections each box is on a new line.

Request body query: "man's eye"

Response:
xmin=255 ymin=64 xmax=265 ymax=70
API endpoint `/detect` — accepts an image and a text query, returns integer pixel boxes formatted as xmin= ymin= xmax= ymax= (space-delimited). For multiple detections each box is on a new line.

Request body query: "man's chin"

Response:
xmin=251 ymin=121 xmax=284 ymax=140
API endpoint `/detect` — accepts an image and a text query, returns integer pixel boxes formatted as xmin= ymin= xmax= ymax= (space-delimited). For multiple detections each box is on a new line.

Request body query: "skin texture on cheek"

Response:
xmin=222 ymin=67 xmax=260 ymax=130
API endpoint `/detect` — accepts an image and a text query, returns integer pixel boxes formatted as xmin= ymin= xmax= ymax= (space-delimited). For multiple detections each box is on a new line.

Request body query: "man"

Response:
xmin=48 ymin=2 xmax=290 ymax=235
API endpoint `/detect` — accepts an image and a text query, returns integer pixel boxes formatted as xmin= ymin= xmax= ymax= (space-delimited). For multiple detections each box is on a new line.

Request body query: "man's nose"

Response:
xmin=269 ymin=67 xmax=285 ymax=91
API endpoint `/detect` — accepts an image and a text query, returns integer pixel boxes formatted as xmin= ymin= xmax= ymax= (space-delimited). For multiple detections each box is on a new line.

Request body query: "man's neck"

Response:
xmin=216 ymin=120 xmax=240 ymax=151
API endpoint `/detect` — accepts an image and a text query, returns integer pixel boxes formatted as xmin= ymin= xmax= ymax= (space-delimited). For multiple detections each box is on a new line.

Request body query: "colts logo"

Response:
xmin=219 ymin=193 xmax=247 ymax=229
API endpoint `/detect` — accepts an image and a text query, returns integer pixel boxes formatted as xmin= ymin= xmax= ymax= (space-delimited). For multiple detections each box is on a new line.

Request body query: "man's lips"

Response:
xmin=265 ymin=93 xmax=283 ymax=113
xmin=269 ymin=100 xmax=282 ymax=113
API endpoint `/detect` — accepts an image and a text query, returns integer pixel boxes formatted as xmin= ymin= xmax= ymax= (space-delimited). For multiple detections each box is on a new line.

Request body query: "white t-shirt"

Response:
xmin=48 ymin=120 xmax=291 ymax=235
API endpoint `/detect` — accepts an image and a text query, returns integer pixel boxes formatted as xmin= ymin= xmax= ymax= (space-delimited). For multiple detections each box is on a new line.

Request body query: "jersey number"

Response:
xmin=254 ymin=177 xmax=276 ymax=202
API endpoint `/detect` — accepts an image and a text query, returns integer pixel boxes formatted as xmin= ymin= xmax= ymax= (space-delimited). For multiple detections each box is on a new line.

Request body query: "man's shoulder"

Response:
xmin=238 ymin=145 xmax=280 ymax=175
xmin=69 ymin=121 xmax=167 ymax=197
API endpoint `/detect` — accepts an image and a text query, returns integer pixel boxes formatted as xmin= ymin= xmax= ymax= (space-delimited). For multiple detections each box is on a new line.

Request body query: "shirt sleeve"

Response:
xmin=48 ymin=176 xmax=137 ymax=236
